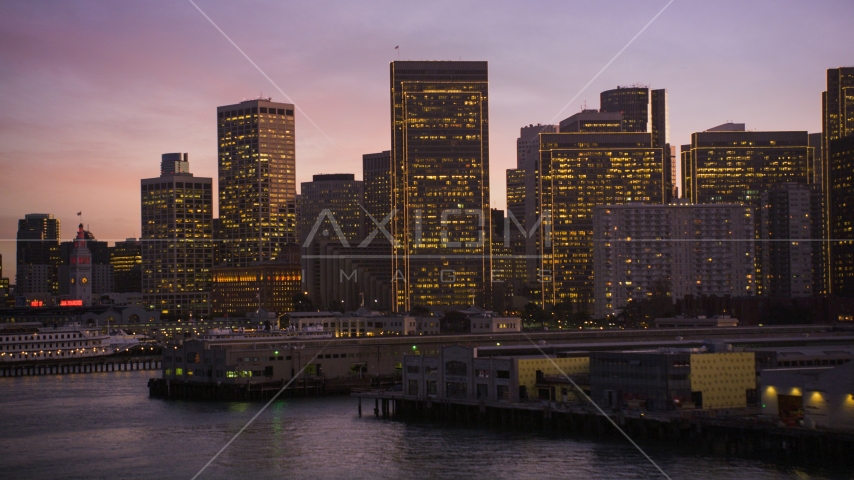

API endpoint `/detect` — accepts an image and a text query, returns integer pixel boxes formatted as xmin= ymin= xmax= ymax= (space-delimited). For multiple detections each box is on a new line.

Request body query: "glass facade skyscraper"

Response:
xmin=822 ymin=67 xmax=854 ymax=296
xmin=217 ymin=99 xmax=297 ymax=266
xmin=390 ymin=61 xmax=491 ymax=311
xmin=537 ymin=132 xmax=665 ymax=308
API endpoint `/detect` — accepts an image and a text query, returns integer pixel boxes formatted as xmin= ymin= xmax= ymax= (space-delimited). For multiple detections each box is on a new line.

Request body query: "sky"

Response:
xmin=1 ymin=0 xmax=852 ymax=281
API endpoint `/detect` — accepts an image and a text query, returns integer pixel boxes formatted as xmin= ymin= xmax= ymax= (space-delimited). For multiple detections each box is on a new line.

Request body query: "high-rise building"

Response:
xmin=362 ymin=151 xmax=392 ymax=239
xmin=390 ymin=61 xmax=491 ymax=311
xmin=300 ymin=173 xmax=364 ymax=308
xmin=600 ymin=86 xmax=651 ymax=133
xmin=600 ymin=86 xmax=672 ymax=201
xmin=110 ymin=239 xmax=142 ymax=293
xmin=822 ymin=67 xmax=854 ymax=296
xmin=16 ymin=213 xmax=60 ymax=295
xmin=506 ymin=168 xmax=526 ymax=228
xmin=217 ymin=99 xmax=297 ymax=266
xmin=537 ymin=131 xmax=666 ymax=309
xmin=760 ymin=183 xmax=824 ymax=298
xmin=681 ymin=124 xmax=814 ymax=206
xmin=299 ymin=174 xmax=364 ymax=246
xmin=593 ymin=202 xmax=756 ymax=319
xmin=682 ymin=124 xmax=815 ymax=296
xmin=58 ymin=226 xmax=112 ymax=297
xmin=141 ymin=153 xmax=213 ymax=320
xmin=829 ymin=135 xmax=854 ymax=296
xmin=212 ymin=245 xmax=301 ymax=317
xmin=66 ymin=224 xmax=93 ymax=306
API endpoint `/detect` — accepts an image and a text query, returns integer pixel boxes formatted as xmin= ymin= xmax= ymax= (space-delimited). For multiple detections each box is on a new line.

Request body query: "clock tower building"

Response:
xmin=69 ymin=223 xmax=93 ymax=306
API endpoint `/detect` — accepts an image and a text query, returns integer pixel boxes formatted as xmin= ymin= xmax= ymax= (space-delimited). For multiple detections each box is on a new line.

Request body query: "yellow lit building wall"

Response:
xmin=516 ymin=356 xmax=589 ymax=396
xmin=690 ymin=352 xmax=755 ymax=409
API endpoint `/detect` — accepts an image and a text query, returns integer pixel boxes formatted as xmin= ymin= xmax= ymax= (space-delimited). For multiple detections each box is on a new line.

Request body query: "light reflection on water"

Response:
xmin=0 ymin=372 xmax=842 ymax=479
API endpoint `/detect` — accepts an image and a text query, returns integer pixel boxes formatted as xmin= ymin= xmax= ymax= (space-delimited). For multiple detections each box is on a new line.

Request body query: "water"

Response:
xmin=0 ymin=372 xmax=846 ymax=479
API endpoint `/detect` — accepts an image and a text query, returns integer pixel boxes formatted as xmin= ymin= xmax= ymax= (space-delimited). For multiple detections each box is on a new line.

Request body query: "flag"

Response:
xmin=395 ymin=46 xmax=399 ymax=49
xmin=77 ymin=212 xmax=81 ymax=216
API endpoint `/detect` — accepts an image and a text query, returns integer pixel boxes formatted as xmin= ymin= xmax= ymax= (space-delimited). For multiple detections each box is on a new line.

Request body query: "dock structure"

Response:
xmin=0 ymin=355 xmax=161 ymax=377
xmin=352 ymin=389 xmax=854 ymax=468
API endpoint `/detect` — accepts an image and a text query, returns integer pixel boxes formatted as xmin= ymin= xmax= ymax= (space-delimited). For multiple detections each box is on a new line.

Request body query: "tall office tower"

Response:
xmin=16 ymin=213 xmax=61 ymax=295
xmin=110 ymin=239 xmax=142 ymax=293
xmin=59 ymin=227 xmax=112 ymax=297
xmin=217 ymin=99 xmax=297 ymax=266
xmin=212 ymin=244 xmax=301 ymax=316
xmin=300 ymin=174 xmax=364 ymax=308
xmin=516 ymin=124 xmax=557 ymax=284
xmin=600 ymin=86 xmax=650 ymax=133
xmin=682 ymin=124 xmax=814 ymax=206
xmin=141 ymin=154 xmax=213 ymax=320
xmin=506 ymin=168 xmax=526 ymax=228
xmin=66 ymin=224 xmax=93 ymax=306
xmin=390 ymin=61 xmax=491 ymax=311
xmin=362 ymin=151 xmax=392 ymax=238
xmin=593 ymin=202 xmax=755 ymax=319
xmin=829 ymin=135 xmax=854 ymax=296
xmin=601 ymin=86 xmax=672 ymax=199
xmin=809 ymin=133 xmax=823 ymax=193
xmin=300 ymin=174 xmax=364 ymax=245
xmin=537 ymin=131 xmax=665 ymax=309
xmin=760 ymin=183 xmax=824 ymax=298
xmin=822 ymin=67 xmax=854 ymax=295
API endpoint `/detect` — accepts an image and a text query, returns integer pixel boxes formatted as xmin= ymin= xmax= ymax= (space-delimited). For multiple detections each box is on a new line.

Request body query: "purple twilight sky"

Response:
xmin=1 ymin=0 xmax=852 ymax=280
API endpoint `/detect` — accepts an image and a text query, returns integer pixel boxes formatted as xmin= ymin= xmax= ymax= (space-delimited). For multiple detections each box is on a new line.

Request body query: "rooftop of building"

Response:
xmin=310 ymin=173 xmax=356 ymax=182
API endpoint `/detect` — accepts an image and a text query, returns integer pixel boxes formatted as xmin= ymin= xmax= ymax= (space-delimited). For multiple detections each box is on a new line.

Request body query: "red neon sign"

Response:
xmin=30 ymin=300 xmax=44 ymax=307
xmin=60 ymin=299 xmax=84 ymax=307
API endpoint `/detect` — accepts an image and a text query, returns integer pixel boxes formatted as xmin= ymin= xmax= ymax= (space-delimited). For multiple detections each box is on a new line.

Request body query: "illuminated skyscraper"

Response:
xmin=537 ymin=132 xmax=665 ymax=308
xmin=390 ymin=61 xmax=490 ymax=311
xmin=681 ymin=124 xmax=814 ymax=206
xmin=600 ymin=86 xmax=651 ymax=133
xmin=505 ymin=168 xmax=526 ymax=231
xmin=16 ymin=213 xmax=61 ymax=295
xmin=600 ymin=86 xmax=673 ymax=201
xmin=217 ymin=99 xmax=297 ymax=266
xmin=141 ymin=154 xmax=213 ymax=320
xmin=822 ymin=67 xmax=854 ymax=296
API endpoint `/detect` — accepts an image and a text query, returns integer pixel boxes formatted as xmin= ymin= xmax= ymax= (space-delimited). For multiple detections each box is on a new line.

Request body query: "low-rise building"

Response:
xmin=654 ymin=315 xmax=739 ymax=328
xmin=590 ymin=349 xmax=756 ymax=411
xmin=401 ymin=345 xmax=590 ymax=403
xmin=286 ymin=308 xmax=416 ymax=337
xmin=760 ymin=361 xmax=854 ymax=431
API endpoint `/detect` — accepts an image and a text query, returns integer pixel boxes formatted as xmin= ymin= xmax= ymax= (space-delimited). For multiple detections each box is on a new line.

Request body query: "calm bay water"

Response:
xmin=0 ymin=371 xmax=846 ymax=479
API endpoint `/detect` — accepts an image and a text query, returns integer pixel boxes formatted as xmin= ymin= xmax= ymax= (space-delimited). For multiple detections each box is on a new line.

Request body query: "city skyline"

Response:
xmin=2 ymin=1 xmax=853 ymax=281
